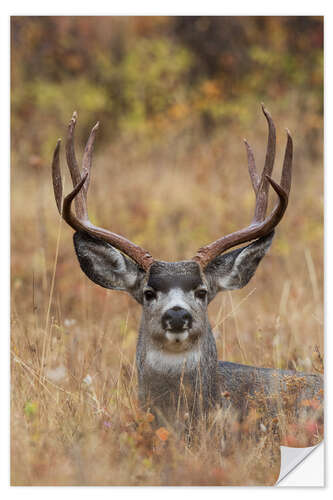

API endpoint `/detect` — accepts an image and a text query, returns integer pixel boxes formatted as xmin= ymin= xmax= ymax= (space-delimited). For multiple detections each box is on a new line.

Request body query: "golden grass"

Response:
xmin=11 ymin=105 xmax=323 ymax=485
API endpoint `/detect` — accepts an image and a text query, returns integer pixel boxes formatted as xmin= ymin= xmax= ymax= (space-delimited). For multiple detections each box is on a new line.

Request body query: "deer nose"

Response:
xmin=162 ymin=307 xmax=192 ymax=332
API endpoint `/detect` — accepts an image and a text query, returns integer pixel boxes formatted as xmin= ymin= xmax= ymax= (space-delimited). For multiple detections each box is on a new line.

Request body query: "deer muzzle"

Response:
xmin=161 ymin=306 xmax=193 ymax=334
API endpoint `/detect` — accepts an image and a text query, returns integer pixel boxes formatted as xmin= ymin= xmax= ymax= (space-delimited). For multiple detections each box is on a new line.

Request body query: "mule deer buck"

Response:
xmin=52 ymin=106 xmax=323 ymax=440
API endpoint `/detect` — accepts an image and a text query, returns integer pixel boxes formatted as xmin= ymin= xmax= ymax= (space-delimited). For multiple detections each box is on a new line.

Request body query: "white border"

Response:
xmin=2 ymin=1 xmax=331 ymax=497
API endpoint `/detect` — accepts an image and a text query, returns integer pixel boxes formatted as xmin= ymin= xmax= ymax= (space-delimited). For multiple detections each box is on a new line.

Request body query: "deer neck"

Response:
xmin=136 ymin=320 xmax=219 ymax=419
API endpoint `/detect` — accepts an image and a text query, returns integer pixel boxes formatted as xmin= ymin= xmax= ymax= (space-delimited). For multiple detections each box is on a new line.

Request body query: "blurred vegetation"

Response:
xmin=11 ymin=16 xmax=323 ymax=156
xmin=11 ymin=17 xmax=323 ymax=486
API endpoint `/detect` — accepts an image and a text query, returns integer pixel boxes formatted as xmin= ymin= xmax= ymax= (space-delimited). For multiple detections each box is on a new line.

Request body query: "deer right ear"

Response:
xmin=73 ymin=232 xmax=146 ymax=303
xmin=204 ymin=232 xmax=274 ymax=300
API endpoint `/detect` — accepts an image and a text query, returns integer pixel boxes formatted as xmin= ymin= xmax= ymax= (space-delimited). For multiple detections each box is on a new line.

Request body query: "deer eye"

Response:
xmin=195 ymin=289 xmax=207 ymax=300
xmin=144 ymin=289 xmax=157 ymax=301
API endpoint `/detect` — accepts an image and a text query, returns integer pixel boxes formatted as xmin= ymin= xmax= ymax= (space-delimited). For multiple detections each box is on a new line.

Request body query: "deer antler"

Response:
xmin=193 ymin=105 xmax=293 ymax=269
xmin=52 ymin=112 xmax=154 ymax=271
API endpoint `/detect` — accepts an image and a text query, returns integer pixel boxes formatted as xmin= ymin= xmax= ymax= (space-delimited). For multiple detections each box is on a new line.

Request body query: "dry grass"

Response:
xmin=11 ymin=104 xmax=323 ymax=485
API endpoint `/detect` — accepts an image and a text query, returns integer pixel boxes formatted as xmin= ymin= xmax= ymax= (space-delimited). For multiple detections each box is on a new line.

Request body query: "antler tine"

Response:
xmin=66 ymin=111 xmax=88 ymax=220
xmin=52 ymin=139 xmax=63 ymax=215
xmin=62 ymin=174 xmax=88 ymax=229
xmin=254 ymin=104 xmax=276 ymax=223
xmin=82 ymin=121 xmax=99 ymax=201
xmin=244 ymin=139 xmax=259 ymax=194
xmin=52 ymin=114 xmax=155 ymax=272
xmin=280 ymin=129 xmax=293 ymax=195
xmin=193 ymin=107 xmax=292 ymax=269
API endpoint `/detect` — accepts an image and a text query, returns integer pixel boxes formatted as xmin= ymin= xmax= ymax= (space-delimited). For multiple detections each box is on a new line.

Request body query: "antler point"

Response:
xmin=261 ymin=103 xmax=270 ymax=116
xmin=54 ymin=139 xmax=61 ymax=155
xmin=69 ymin=111 xmax=78 ymax=125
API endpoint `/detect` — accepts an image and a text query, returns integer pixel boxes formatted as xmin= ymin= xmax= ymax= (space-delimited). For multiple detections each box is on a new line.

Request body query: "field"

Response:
xmin=11 ymin=17 xmax=323 ymax=485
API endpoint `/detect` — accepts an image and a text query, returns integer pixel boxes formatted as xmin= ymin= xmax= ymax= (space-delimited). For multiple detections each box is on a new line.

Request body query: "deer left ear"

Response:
xmin=73 ymin=232 xmax=146 ymax=303
xmin=204 ymin=232 xmax=274 ymax=299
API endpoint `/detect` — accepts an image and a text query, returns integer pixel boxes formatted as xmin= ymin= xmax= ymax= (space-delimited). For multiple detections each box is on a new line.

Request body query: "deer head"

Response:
xmin=52 ymin=106 xmax=292 ymax=354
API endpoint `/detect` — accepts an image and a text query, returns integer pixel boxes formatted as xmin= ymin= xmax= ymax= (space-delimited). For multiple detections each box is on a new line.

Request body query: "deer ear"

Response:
xmin=204 ymin=232 xmax=274 ymax=299
xmin=73 ymin=232 xmax=146 ymax=303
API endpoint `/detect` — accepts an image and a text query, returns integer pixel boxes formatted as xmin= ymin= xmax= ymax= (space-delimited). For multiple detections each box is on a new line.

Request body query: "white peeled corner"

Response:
xmin=276 ymin=442 xmax=324 ymax=486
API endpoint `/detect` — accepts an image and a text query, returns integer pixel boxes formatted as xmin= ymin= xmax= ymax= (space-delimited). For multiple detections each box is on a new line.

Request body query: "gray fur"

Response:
xmin=218 ymin=361 xmax=323 ymax=419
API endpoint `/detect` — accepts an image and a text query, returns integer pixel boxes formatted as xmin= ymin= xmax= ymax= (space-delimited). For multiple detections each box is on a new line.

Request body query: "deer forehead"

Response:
xmin=147 ymin=260 xmax=204 ymax=293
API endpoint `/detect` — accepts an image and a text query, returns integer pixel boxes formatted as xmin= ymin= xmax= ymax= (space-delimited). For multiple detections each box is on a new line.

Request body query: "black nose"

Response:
xmin=161 ymin=306 xmax=192 ymax=332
